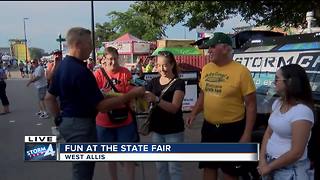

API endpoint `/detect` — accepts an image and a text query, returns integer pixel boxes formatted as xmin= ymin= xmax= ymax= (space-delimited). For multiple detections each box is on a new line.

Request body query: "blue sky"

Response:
xmin=0 ymin=1 xmax=254 ymax=53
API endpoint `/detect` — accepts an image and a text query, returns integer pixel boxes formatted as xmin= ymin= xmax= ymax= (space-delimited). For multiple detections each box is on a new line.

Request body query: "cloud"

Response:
xmin=0 ymin=1 xmax=132 ymax=52
xmin=0 ymin=1 xmax=252 ymax=52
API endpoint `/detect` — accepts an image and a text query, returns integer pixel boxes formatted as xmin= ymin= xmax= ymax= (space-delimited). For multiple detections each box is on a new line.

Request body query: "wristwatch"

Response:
xmin=155 ymin=96 xmax=160 ymax=104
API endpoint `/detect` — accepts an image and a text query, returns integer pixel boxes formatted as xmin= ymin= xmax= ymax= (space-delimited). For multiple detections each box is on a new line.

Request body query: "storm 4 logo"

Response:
xmin=25 ymin=144 xmax=56 ymax=161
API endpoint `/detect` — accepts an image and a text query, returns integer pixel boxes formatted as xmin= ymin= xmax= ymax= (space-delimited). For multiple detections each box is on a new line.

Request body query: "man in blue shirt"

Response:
xmin=45 ymin=27 xmax=144 ymax=180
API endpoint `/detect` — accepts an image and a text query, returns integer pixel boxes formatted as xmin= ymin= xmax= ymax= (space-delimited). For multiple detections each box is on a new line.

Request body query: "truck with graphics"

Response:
xmin=233 ymin=32 xmax=320 ymax=126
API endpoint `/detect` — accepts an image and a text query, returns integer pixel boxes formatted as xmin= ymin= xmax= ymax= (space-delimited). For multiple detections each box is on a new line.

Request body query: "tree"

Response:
xmin=132 ymin=1 xmax=320 ymax=31
xmin=108 ymin=9 xmax=165 ymax=41
xmin=95 ymin=8 xmax=165 ymax=47
xmin=95 ymin=22 xmax=117 ymax=47
xmin=29 ymin=47 xmax=45 ymax=60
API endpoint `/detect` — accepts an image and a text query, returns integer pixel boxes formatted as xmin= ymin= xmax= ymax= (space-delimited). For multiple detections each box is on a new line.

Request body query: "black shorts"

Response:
xmin=199 ymin=119 xmax=249 ymax=176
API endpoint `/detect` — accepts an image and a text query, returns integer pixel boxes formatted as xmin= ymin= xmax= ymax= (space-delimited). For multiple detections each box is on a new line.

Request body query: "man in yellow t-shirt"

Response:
xmin=187 ymin=32 xmax=257 ymax=180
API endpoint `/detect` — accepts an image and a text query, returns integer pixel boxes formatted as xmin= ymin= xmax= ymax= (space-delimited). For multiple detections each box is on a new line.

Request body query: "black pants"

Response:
xmin=0 ymin=81 xmax=9 ymax=106
xmin=199 ymin=120 xmax=249 ymax=177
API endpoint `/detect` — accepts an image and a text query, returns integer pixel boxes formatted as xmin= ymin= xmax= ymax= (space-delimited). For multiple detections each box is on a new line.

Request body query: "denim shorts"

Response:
xmin=261 ymin=154 xmax=314 ymax=180
xmin=96 ymin=121 xmax=139 ymax=142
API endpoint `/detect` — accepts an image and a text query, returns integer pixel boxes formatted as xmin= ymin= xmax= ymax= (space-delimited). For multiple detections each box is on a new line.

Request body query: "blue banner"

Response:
xmin=59 ymin=143 xmax=258 ymax=153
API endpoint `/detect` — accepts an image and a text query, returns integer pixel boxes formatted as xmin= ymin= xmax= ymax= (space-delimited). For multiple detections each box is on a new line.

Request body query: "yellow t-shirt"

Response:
xmin=199 ymin=61 xmax=256 ymax=124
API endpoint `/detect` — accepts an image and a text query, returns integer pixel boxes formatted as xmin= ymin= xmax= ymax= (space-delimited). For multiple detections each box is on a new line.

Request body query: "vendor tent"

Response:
xmin=104 ymin=33 xmax=153 ymax=63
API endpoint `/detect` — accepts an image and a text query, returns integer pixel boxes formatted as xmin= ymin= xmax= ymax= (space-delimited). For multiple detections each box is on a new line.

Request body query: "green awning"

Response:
xmin=151 ymin=47 xmax=201 ymax=56
xmin=97 ymin=51 xmax=104 ymax=56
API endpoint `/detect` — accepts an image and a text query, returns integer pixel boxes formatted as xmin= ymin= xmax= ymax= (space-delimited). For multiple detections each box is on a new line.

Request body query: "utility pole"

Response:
xmin=91 ymin=0 xmax=96 ymax=62
xmin=23 ymin=18 xmax=29 ymax=62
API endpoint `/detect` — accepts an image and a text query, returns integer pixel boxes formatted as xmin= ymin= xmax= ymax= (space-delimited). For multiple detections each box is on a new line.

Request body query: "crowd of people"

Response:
xmin=0 ymin=27 xmax=318 ymax=180
xmin=131 ymin=56 xmax=157 ymax=75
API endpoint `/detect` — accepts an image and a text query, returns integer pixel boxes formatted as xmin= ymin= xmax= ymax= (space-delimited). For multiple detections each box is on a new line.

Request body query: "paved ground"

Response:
xmin=0 ymin=70 xmax=205 ymax=180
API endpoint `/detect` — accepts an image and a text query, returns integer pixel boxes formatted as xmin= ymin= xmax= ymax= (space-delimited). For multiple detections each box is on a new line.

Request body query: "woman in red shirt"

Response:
xmin=94 ymin=47 xmax=138 ymax=180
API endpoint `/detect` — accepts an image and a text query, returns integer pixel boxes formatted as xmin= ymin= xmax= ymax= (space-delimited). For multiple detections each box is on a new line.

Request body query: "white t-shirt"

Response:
xmin=33 ymin=65 xmax=47 ymax=89
xmin=266 ymin=98 xmax=314 ymax=160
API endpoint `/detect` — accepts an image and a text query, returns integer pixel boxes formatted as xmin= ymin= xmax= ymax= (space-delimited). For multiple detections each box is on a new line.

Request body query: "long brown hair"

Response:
xmin=280 ymin=64 xmax=314 ymax=108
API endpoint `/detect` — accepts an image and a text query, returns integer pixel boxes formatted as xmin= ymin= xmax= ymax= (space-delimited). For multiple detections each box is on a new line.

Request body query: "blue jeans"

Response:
xmin=59 ymin=117 xmax=97 ymax=180
xmin=152 ymin=132 xmax=184 ymax=180
xmin=262 ymin=154 xmax=314 ymax=180
xmin=96 ymin=121 xmax=139 ymax=142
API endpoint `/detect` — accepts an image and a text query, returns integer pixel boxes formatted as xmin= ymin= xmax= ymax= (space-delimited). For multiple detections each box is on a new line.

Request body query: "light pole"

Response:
xmin=23 ymin=18 xmax=29 ymax=62
xmin=91 ymin=0 xmax=96 ymax=62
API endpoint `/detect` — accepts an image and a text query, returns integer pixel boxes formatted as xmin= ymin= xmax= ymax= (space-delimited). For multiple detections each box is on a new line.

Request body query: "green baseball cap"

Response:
xmin=204 ymin=32 xmax=232 ymax=47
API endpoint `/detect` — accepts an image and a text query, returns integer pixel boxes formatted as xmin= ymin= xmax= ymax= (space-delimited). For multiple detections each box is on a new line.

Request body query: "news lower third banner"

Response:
xmin=24 ymin=136 xmax=259 ymax=161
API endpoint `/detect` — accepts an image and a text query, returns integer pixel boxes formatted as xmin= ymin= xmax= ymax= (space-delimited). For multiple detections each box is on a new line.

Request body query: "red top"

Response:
xmin=94 ymin=67 xmax=134 ymax=128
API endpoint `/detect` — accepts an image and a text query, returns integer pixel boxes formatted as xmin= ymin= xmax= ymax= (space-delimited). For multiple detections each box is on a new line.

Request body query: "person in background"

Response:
xmin=2 ymin=61 xmax=11 ymax=79
xmin=152 ymin=61 xmax=158 ymax=72
xmin=46 ymin=50 xmax=63 ymax=87
xmin=87 ymin=57 xmax=95 ymax=71
xmin=144 ymin=51 xmax=186 ymax=180
xmin=19 ymin=61 xmax=25 ymax=78
xmin=27 ymin=58 xmax=49 ymax=119
xmin=93 ymin=56 xmax=103 ymax=72
xmin=25 ymin=61 xmax=31 ymax=78
xmin=135 ymin=57 xmax=144 ymax=75
xmin=187 ymin=32 xmax=257 ymax=180
xmin=0 ymin=61 xmax=10 ymax=115
xmin=144 ymin=57 xmax=155 ymax=73
xmin=258 ymin=64 xmax=314 ymax=180
xmin=130 ymin=65 xmax=135 ymax=74
xmin=45 ymin=50 xmax=63 ymax=137
xmin=45 ymin=27 xmax=145 ymax=180
xmin=94 ymin=47 xmax=139 ymax=180
xmin=12 ymin=58 xmax=18 ymax=69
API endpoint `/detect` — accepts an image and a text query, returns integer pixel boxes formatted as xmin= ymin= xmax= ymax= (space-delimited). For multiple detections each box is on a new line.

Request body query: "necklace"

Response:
xmin=160 ymin=77 xmax=173 ymax=85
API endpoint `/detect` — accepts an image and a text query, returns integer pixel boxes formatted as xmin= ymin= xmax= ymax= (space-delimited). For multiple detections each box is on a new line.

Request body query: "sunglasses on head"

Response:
xmin=158 ymin=51 xmax=174 ymax=57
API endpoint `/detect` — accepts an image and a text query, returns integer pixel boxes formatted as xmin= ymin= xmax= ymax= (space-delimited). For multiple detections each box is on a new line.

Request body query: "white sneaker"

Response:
xmin=39 ymin=113 xmax=49 ymax=119
xmin=35 ymin=111 xmax=43 ymax=116
xmin=51 ymin=126 xmax=60 ymax=136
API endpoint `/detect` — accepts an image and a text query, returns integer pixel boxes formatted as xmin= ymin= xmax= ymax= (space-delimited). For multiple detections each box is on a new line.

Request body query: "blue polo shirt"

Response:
xmin=48 ymin=55 xmax=104 ymax=118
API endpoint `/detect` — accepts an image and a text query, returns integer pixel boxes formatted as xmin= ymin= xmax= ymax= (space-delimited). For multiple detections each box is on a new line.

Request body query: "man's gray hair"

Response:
xmin=66 ymin=27 xmax=91 ymax=45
